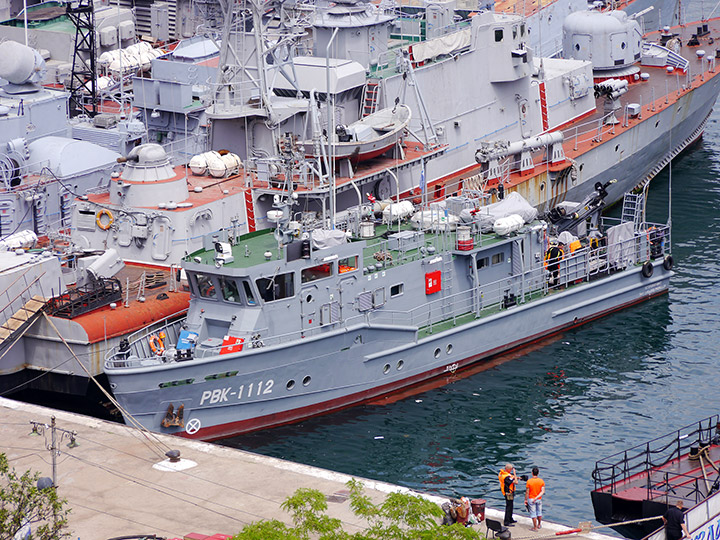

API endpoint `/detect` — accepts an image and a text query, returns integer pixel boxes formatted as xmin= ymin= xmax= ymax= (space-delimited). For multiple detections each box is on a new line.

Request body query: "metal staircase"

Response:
xmin=0 ymin=295 xmax=46 ymax=353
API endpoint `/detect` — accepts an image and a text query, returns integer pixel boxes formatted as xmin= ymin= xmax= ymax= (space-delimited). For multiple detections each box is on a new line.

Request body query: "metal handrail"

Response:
xmin=592 ymin=415 xmax=720 ymax=495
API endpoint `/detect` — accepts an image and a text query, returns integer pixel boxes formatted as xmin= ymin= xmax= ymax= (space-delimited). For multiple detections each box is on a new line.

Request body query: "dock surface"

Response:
xmin=1 ymin=397 xmax=616 ymax=539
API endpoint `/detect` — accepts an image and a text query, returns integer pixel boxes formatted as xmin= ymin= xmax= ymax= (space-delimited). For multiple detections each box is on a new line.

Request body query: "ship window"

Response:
xmin=196 ymin=273 xmax=217 ymax=299
xmin=302 ymin=263 xmax=333 ymax=283
xmin=339 ymin=256 xmax=358 ymax=274
xmin=513 ymin=26 xmax=517 ymax=39
xmin=219 ymin=276 xmax=242 ymax=303
xmin=477 ymin=256 xmax=489 ymax=269
xmin=242 ymin=280 xmax=257 ymax=306
xmin=492 ymin=252 xmax=505 ymax=265
xmin=520 ymin=24 xmax=525 ymax=36
xmin=256 ymin=272 xmax=295 ymax=302
xmin=495 ymin=29 xmax=503 ymax=42
xmin=390 ymin=283 xmax=404 ymax=297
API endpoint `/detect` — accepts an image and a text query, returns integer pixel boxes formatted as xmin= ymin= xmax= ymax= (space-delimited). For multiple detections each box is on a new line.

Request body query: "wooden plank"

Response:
xmin=3 ymin=318 xmax=24 ymax=331
xmin=24 ymin=299 xmax=45 ymax=312
xmin=0 ymin=328 xmax=12 ymax=340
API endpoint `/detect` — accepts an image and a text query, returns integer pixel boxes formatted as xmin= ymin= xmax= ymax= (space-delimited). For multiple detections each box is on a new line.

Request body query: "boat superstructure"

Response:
xmin=105 ymin=179 xmax=673 ymax=440
xmin=122 ymin=0 xmax=720 ymax=239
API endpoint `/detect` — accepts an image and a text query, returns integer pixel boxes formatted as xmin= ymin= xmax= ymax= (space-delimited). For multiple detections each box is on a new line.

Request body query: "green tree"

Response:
xmin=0 ymin=453 xmax=70 ymax=540
xmin=232 ymin=479 xmax=482 ymax=540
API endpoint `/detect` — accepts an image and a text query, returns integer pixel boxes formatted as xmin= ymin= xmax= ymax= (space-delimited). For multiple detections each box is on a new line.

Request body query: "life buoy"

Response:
xmin=149 ymin=333 xmax=165 ymax=355
xmin=663 ymin=255 xmax=674 ymax=271
xmin=641 ymin=261 xmax=654 ymax=278
xmin=96 ymin=209 xmax=114 ymax=230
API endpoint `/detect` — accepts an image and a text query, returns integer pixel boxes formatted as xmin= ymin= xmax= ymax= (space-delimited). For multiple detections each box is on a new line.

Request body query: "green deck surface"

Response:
xmin=187 ymin=221 xmax=511 ymax=272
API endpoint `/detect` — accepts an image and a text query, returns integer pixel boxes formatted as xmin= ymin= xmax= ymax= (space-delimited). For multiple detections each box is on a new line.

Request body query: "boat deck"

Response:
xmin=593 ymin=416 xmax=720 ymax=512
xmin=597 ymin=445 xmax=720 ymax=506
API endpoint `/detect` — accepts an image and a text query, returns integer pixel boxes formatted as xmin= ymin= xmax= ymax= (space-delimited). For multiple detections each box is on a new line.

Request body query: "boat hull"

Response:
xmin=107 ymin=260 xmax=671 ymax=441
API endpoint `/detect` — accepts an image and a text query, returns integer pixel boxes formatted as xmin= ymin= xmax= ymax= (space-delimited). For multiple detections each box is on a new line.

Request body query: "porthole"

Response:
xmin=434 ymin=348 xmax=441 ymax=358
xmin=575 ymin=43 xmax=580 ymax=51
xmin=303 ymin=376 xmax=311 ymax=386
xmin=306 ymin=294 xmax=313 ymax=303
xmin=287 ymin=380 xmax=295 ymax=390
xmin=383 ymin=363 xmax=390 ymax=374
xmin=615 ymin=144 xmax=620 ymax=152
xmin=579 ymin=163 xmax=584 ymax=172
xmin=397 ymin=360 xmax=404 ymax=370
xmin=446 ymin=344 xmax=453 ymax=355
xmin=540 ymin=182 xmax=545 ymax=192
xmin=621 ymin=42 xmax=626 ymax=49
xmin=655 ymin=120 xmax=660 ymax=128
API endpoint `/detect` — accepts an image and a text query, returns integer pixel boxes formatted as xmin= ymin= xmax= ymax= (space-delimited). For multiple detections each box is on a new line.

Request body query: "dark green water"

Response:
xmin=222 ymin=108 xmax=720 ymax=529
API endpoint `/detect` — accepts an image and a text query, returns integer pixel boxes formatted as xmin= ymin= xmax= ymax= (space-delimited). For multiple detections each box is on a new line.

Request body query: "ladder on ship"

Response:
xmin=0 ymin=295 xmax=47 ymax=355
xmin=621 ymin=184 xmax=648 ymax=229
xmin=361 ymin=80 xmax=381 ymax=117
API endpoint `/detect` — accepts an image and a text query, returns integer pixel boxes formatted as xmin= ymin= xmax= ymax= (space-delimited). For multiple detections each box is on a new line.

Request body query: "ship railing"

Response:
xmin=560 ymin=111 xmax=624 ymax=150
xmin=105 ymin=310 xmax=187 ymax=368
xmin=591 ymin=414 xmax=720 ymax=493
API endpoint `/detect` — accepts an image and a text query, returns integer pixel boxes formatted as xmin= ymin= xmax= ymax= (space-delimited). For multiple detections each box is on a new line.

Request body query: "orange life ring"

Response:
xmin=96 ymin=209 xmax=114 ymax=230
xmin=149 ymin=334 xmax=165 ymax=355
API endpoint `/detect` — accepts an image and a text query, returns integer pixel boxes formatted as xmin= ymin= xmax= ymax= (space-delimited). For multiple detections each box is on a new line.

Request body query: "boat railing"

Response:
xmin=105 ymin=310 xmax=188 ymax=368
xmin=591 ymin=414 xmax=720 ymax=493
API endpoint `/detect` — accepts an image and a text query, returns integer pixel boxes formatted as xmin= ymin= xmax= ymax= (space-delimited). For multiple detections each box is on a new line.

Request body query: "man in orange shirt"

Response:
xmin=525 ymin=467 xmax=545 ymax=531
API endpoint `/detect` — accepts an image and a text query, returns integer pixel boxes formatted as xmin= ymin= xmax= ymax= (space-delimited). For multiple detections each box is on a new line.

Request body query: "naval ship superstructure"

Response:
xmin=71 ymin=0 xmax=720 ymax=269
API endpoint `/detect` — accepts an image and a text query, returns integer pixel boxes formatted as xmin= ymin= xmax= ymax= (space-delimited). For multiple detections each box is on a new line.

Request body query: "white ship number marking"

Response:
xmin=445 ymin=363 xmax=459 ymax=373
xmin=200 ymin=380 xmax=275 ymax=405
xmin=185 ymin=418 xmax=201 ymax=435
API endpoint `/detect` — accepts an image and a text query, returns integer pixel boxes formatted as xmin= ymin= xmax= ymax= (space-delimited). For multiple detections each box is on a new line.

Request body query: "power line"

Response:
xmin=64 ymin=452 xmax=255 ymax=525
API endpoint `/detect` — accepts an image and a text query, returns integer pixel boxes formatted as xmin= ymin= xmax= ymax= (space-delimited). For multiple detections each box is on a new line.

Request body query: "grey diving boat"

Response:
xmin=105 ymin=176 xmax=673 ymax=440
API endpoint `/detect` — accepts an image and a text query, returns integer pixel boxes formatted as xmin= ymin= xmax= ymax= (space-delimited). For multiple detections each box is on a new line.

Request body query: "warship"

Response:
xmin=105 ymin=175 xmax=674 ymax=440
xmin=69 ymin=0 xmax=720 ymax=266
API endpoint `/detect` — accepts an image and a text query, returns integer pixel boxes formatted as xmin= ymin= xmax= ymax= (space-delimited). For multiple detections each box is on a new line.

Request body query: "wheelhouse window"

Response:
xmin=301 ymin=263 xmax=333 ymax=284
xmin=495 ymin=29 xmax=503 ymax=42
xmin=242 ymin=280 xmax=257 ymax=305
xmin=219 ymin=276 xmax=242 ymax=303
xmin=339 ymin=256 xmax=358 ymax=274
xmin=492 ymin=252 xmax=505 ymax=265
xmin=477 ymin=257 xmax=489 ymax=270
xmin=390 ymin=283 xmax=404 ymax=297
xmin=256 ymin=272 xmax=295 ymax=302
xmin=195 ymin=273 xmax=217 ymax=299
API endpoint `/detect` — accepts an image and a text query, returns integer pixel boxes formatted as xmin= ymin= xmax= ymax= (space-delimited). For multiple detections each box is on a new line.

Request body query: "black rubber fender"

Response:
xmin=642 ymin=260 xmax=654 ymax=278
xmin=663 ymin=255 xmax=674 ymax=271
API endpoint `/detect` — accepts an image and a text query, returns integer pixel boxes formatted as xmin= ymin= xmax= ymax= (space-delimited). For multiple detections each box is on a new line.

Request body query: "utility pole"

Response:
xmin=29 ymin=416 xmax=78 ymax=487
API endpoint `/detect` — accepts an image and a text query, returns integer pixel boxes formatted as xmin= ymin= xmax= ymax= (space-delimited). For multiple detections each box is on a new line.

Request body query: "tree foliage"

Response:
xmin=232 ymin=479 xmax=482 ymax=540
xmin=0 ymin=453 xmax=70 ymax=540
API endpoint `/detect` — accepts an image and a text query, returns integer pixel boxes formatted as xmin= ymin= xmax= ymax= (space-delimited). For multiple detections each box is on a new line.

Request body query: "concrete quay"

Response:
xmin=0 ymin=397 xmax=615 ymax=539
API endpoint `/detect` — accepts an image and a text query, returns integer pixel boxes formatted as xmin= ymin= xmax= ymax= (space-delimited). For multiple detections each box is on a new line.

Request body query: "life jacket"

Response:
xmin=569 ymin=239 xmax=582 ymax=254
xmin=499 ymin=469 xmax=515 ymax=495
xmin=544 ymin=244 xmax=564 ymax=268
